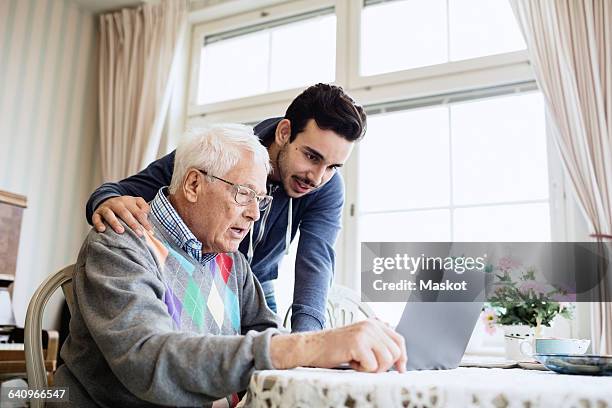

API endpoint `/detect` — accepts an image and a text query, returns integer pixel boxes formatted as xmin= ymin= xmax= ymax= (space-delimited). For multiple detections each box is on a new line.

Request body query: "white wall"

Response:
xmin=0 ymin=0 xmax=100 ymax=327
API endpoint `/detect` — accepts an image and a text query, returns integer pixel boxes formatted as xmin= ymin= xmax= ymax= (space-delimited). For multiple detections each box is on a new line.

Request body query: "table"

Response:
xmin=245 ymin=367 xmax=612 ymax=407
xmin=0 ymin=329 xmax=58 ymax=384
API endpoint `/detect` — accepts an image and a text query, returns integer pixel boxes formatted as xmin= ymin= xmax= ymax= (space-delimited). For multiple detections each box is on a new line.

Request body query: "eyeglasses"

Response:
xmin=197 ymin=169 xmax=273 ymax=211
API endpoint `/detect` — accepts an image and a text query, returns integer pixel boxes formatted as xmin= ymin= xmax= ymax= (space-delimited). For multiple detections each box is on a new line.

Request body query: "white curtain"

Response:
xmin=509 ymin=0 xmax=612 ymax=354
xmin=99 ymin=0 xmax=187 ymax=181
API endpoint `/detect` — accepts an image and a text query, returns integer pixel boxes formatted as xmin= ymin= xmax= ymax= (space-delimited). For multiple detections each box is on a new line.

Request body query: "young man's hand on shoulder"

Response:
xmin=93 ymin=195 xmax=151 ymax=236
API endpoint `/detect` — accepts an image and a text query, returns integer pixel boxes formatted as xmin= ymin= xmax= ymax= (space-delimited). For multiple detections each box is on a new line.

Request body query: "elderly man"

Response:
xmin=55 ymin=124 xmax=406 ymax=408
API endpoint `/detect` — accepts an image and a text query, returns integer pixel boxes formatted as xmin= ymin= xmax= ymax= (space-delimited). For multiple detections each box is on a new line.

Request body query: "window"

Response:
xmin=358 ymin=90 xmax=554 ymax=330
xmin=187 ymin=0 xmax=579 ymax=348
xmin=195 ymin=9 xmax=336 ymax=105
xmin=359 ymin=91 xmax=550 ymax=244
xmin=360 ymin=0 xmax=526 ymax=76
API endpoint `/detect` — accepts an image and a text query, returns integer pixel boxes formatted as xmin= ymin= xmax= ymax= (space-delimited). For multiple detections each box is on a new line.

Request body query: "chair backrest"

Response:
xmin=283 ymin=284 xmax=376 ymax=329
xmin=24 ymin=264 xmax=74 ymax=408
xmin=325 ymin=284 xmax=376 ymax=328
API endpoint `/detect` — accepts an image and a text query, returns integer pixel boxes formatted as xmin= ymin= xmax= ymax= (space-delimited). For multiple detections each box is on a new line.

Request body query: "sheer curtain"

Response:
xmin=509 ymin=0 xmax=612 ymax=354
xmin=99 ymin=0 xmax=187 ymax=181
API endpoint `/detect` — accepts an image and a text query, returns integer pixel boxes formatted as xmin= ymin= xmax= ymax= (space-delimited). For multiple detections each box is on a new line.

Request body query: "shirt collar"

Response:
xmin=150 ymin=187 xmax=217 ymax=265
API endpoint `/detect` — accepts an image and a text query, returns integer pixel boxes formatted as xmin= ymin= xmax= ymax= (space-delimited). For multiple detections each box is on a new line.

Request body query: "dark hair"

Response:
xmin=284 ymin=83 xmax=367 ymax=143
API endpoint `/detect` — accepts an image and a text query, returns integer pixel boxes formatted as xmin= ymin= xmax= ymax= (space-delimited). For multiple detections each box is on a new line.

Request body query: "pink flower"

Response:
xmin=481 ymin=309 xmax=497 ymax=335
xmin=498 ymin=257 xmax=521 ymax=272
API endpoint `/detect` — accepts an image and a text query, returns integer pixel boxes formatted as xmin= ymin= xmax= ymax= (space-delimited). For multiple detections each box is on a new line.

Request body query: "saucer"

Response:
xmin=534 ymin=354 xmax=612 ymax=376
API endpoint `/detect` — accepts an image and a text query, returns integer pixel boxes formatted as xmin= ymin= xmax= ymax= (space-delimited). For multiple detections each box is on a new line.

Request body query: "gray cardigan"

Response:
xmin=54 ymin=221 xmax=282 ymax=407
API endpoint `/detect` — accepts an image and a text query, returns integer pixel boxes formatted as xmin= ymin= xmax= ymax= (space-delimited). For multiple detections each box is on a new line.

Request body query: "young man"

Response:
xmin=59 ymin=125 xmax=405 ymax=407
xmin=86 ymin=83 xmax=367 ymax=332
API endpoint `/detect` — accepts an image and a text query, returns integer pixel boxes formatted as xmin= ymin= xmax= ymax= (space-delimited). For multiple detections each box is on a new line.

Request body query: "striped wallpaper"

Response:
xmin=0 ymin=0 xmax=100 ymax=327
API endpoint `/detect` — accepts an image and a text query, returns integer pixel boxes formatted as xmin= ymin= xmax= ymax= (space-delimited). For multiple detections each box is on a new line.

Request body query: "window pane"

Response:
xmin=449 ymin=0 xmax=526 ymax=61
xmin=360 ymin=0 xmax=447 ymax=76
xmin=360 ymin=0 xmax=526 ymax=76
xmin=198 ymin=13 xmax=336 ymax=104
xmin=270 ymin=14 xmax=336 ymax=91
xmin=198 ymin=32 xmax=269 ymax=104
xmin=276 ymin=232 xmax=298 ymax=320
xmin=359 ymin=210 xmax=451 ymax=242
xmin=358 ymin=107 xmax=450 ymax=212
xmin=451 ymin=93 xmax=548 ymax=205
xmin=453 ymin=203 xmax=551 ymax=241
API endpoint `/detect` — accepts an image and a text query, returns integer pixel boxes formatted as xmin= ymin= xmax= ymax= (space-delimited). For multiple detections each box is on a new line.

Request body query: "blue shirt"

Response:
xmin=149 ymin=187 xmax=217 ymax=266
xmin=85 ymin=118 xmax=345 ymax=332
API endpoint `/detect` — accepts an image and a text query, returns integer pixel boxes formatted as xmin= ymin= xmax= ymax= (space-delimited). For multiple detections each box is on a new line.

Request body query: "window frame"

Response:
xmin=188 ymin=0 xmax=337 ymax=118
xmin=188 ymin=1 xmax=535 ymax=118
xmin=344 ymin=0 xmax=532 ymax=90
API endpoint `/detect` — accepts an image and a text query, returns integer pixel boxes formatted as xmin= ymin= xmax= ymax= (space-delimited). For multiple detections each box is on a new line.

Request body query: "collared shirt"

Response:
xmin=150 ymin=187 xmax=217 ymax=265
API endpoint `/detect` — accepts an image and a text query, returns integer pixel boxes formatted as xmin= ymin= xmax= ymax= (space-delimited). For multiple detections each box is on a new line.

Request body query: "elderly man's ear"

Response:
xmin=182 ymin=169 xmax=203 ymax=203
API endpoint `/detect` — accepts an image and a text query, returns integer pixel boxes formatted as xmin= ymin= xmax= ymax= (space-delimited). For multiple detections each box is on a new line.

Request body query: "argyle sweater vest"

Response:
xmin=145 ymin=218 xmax=242 ymax=407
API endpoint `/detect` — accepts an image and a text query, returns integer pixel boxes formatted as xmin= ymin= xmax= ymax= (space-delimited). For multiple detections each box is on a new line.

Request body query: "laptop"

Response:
xmin=394 ymin=266 xmax=487 ymax=370
xmin=332 ymin=267 xmax=485 ymax=371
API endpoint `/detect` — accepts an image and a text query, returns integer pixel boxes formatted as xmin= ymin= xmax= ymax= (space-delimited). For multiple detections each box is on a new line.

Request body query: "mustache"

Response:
xmin=293 ymin=176 xmax=318 ymax=189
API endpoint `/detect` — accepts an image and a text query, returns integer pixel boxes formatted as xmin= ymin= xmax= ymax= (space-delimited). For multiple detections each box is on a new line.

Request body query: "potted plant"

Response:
xmin=481 ymin=257 xmax=574 ymax=360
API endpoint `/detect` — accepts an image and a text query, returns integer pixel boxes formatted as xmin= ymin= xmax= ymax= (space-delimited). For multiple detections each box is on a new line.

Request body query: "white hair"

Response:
xmin=169 ymin=124 xmax=271 ymax=194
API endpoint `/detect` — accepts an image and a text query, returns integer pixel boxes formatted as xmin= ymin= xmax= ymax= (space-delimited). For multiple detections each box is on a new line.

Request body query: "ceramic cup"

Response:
xmin=520 ymin=338 xmax=591 ymax=358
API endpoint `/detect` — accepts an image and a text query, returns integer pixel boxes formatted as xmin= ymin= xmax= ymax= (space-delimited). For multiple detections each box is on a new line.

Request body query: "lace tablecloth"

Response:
xmin=244 ymin=367 xmax=612 ymax=408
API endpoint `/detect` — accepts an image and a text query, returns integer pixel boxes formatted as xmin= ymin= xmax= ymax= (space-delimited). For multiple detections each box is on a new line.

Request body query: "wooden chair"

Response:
xmin=24 ymin=264 xmax=74 ymax=408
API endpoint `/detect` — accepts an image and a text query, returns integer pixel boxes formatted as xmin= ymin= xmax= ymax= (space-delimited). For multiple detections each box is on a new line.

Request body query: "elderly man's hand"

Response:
xmin=92 ymin=196 xmax=151 ymax=236
xmin=271 ymin=318 xmax=407 ymax=373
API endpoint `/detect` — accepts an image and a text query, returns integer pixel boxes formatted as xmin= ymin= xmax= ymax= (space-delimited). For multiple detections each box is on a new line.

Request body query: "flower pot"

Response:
xmin=502 ymin=324 xmax=535 ymax=361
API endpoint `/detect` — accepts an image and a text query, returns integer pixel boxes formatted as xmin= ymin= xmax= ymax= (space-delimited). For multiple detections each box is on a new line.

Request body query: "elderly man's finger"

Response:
xmin=396 ymin=344 xmax=408 ymax=373
xmin=353 ymin=346 xmax=378 ymax=372
xmin=92 ymin=213 xmax=106 ymax=232
xmin=396 ymin=333 xmax=407 ymax=373
xmin=379 ymin=323 xmax=403 ymax=349
xmin=369 ymin=321 xmax=401 ymax=366
xmin=379 ymin=323 xmax=407 ymax=373
xmin=380 ymin=334 xmax=402 ymax=368
xmin=371 ymin=343 xmax=395 ymax=373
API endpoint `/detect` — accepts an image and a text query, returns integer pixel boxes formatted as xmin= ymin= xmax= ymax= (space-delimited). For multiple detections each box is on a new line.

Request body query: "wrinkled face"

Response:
xmin=188 ymin=153 xmax=267 ymax=253
xmin=275 ymin=119 xmax=354 ymax=198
